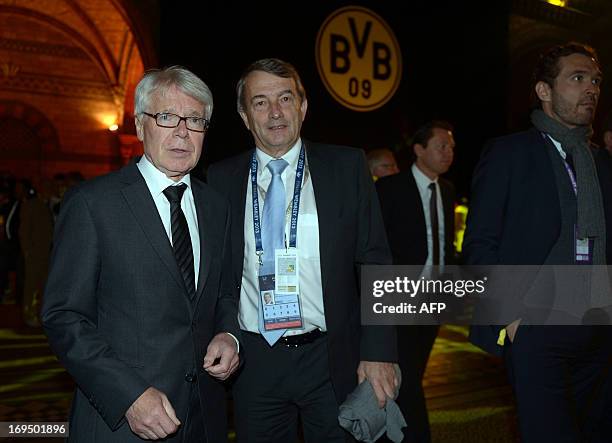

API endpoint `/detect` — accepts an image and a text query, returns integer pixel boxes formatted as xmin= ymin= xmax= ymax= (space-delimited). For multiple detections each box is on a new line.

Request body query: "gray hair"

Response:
xmin=134 ymin=66 xmax=213 ymax=120
xmin=236 ymin=58 xmax=306 ymax=113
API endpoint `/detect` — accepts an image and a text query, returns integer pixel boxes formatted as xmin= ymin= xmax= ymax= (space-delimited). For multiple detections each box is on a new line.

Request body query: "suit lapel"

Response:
xmin=440 ymin=182 xmax=453 ymax=225
xmin=406 ymin=171 xmax=427 ymax=239
xmin=439 ymin=179 xmax=455 ymax=263
xmin=192 ymin=180 xmax=213 ymax=302
xmin=120 ymin=164 xmax=185 ymax=293
xmin=231 ymin=152 xmax=250 ymax=283
xmin=305 ymin=142 xmax=338 ymax=295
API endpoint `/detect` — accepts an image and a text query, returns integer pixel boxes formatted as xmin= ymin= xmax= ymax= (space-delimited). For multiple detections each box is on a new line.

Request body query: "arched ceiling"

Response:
xmin=510 ymin=0 xmax=612 ymax=63
xmin=0 ymin=0 xmax=155 ymax=124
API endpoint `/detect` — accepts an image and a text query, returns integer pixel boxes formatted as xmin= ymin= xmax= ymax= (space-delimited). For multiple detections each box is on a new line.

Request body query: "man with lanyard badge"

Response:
xmin=208 ymin=58 xmax=398 ymax=443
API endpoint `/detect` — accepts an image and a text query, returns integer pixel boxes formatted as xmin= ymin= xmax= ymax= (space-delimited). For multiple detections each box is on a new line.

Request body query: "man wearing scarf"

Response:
xmin=464 ymin=43 xmax=612 ymax=442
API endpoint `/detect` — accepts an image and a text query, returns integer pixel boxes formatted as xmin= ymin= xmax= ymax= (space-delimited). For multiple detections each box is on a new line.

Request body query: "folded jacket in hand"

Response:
xmin=338 ymin=380 xmax=407 ymax=443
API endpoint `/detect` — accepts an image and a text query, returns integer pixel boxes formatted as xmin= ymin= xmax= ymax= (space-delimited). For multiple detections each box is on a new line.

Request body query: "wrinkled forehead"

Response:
xmin=245 ymin=71 xmax=298 ymax=96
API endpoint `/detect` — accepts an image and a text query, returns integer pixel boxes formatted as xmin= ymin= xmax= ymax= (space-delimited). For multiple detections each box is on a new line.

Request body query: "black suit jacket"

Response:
xmin=376 ymin=169 xmax=456 ymax=266
xmin=42 ymin=162 xmax=239 ymax=442
xmin=207 ymin=141 xmax=398 ymax=404
xmin=463 ymin=128 xmax=612 ymax=355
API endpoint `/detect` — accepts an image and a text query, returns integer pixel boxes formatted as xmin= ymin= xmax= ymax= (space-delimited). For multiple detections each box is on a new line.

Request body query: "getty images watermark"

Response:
xmin=361 ymin=265 xmax=612 ymax=326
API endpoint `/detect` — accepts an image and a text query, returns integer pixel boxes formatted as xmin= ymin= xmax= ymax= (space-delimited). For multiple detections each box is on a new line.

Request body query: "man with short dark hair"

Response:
xmin=42 ymin=66 xmax=239 ymax=442
xmin=376 ymin=120 xmax=456 ymax=443
xmin=464 ymin=42 xmax=612 ymax=442
xmin=208 ymin=58 xmax=398 ymax=443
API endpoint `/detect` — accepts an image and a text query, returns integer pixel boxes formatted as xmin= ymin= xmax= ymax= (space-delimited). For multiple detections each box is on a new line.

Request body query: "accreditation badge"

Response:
xmin=275 ymin=248 xmax=300 ymax=294
xmin=258 ymin=248 xmax=303 ymax=331
xmin=575 ymin=226 xmax=593 ymax=264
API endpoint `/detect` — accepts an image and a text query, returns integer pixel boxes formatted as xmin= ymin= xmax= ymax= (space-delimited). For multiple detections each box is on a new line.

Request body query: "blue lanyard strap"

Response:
xmin=250 ymin=152 xmax=263 ymax=256
xmin=562 ymin=159 xmax=577 ymax=196
xmin=250 ymin=145 xmax=306 ymax=261
xmin=289 ymin=146 xmax=305 ymax=248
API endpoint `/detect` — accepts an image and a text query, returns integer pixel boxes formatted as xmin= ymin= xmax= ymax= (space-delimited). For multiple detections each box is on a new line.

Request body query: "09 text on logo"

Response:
xmin=316 ymin=6 xmax=402 ymax=112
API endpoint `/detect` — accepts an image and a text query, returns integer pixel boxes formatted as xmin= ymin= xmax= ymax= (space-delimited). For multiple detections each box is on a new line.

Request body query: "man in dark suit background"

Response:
xmin=464 ymin=43 xmax=612 ymax=442
xmin=42 ymin=66 xmax=240 ymax=442
xmin=376 ymin=121 xmax=456 ymax=443
xmin=207 ymin=58 xmax=398 ymax=443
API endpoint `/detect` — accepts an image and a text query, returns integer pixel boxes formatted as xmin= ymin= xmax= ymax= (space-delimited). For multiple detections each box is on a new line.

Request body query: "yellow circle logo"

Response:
xmin=315 ymin=6 xmax=402 ymax=112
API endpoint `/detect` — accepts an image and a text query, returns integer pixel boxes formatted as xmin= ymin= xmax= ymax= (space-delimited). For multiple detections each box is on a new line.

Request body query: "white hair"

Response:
xmin=134 ymin=65 xmax=213 ymax=120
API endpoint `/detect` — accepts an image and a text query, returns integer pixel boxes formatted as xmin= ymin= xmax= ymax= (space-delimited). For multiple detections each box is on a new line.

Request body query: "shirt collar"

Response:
xmin=546 ymin=134 xmax=567 ymax=160
xmin=137 ymin=154 xmax=191 ymax=197
xmin=412 ymin=162 xmax=437 ymax=192
xmin=255 ymin=138 xmax=302 ymax=173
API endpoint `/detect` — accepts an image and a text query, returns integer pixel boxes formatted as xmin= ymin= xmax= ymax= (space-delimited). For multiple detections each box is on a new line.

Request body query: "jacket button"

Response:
xmin=185 ymin=373 xmax=196 ymax=383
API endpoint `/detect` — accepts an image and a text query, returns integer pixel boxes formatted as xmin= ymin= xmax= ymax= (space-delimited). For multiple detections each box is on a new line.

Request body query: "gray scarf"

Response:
xmin=531 ymin=109 xmax=606 ymax=264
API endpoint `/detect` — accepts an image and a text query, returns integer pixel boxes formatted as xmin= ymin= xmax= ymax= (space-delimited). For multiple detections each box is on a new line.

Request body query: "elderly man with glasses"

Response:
xmin=42 ymin=66 xmax=239 ymax=442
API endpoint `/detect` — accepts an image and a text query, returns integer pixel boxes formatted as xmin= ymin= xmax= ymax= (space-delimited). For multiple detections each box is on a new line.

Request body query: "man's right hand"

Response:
xmin=125 ymin=387 xmax=181 ymax=440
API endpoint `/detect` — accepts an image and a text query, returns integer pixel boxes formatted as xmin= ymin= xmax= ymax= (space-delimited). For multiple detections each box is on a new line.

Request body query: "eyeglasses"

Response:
xmin=142 ymin=112 xmax=209 ymax=132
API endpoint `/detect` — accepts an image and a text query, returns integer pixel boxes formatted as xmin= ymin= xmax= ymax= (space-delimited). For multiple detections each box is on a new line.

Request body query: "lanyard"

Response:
xmin=562 ymin=159 xmax=577 ymax=196
xmin=250 ymin=145 xmax=305 ymax=264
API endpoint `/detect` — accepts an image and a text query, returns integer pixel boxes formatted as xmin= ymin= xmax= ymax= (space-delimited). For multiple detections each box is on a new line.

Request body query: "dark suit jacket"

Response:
xmin=376 ymin=169 xmax=456 ymax=266
xmin=207 ymin=141 xmax=398 ymax=405
xmin=463 ymin=128 xmax=612 ymax=355
xmin=42 ymin=162 xmax=239 ymax=442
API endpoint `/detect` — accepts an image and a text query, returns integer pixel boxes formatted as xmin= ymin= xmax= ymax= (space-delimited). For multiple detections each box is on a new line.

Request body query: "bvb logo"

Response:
xmin=315 ymin=6 xmax=402 ymax=112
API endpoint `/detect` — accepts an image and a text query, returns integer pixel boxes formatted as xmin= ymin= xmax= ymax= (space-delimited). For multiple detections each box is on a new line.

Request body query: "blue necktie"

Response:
xmin=258 ymin=158 xmax=288 ymax=345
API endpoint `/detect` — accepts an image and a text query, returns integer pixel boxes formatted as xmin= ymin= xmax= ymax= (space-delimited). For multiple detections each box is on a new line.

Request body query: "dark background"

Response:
xmin=159 ymin=0 xmax=512 ymax=199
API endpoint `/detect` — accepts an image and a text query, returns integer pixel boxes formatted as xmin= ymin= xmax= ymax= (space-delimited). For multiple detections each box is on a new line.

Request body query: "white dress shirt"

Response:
xmin=412 ymin=163 xmax=445 ymax=266
xmin=137 ymin=156 xmax=240 ymax=352
xmin=240 ymin=139 xmax=327 ymax=336
xmin=137 ymin=155 xmax=200 ymax=286
xmin=547 ymin=135 xmax=568 ymax=160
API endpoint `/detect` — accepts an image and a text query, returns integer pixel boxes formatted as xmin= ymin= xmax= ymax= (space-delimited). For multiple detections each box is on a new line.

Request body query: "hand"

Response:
xmin=125 ymin=387 xmax=180 ymax=440
xmin=357 ymin=361 xmax=399 ymax=408
xmin=203 ymin=333 xmax=239 ymax=380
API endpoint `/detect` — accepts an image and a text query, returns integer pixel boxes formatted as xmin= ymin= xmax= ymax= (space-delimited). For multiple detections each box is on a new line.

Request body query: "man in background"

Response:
xmin=376 ymin=120 xmax=456 ymax=443
xmin=367 ymin=148 xmax=400 ymax=180
xmin=464 ymin=42 xmax=612 ymax=442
